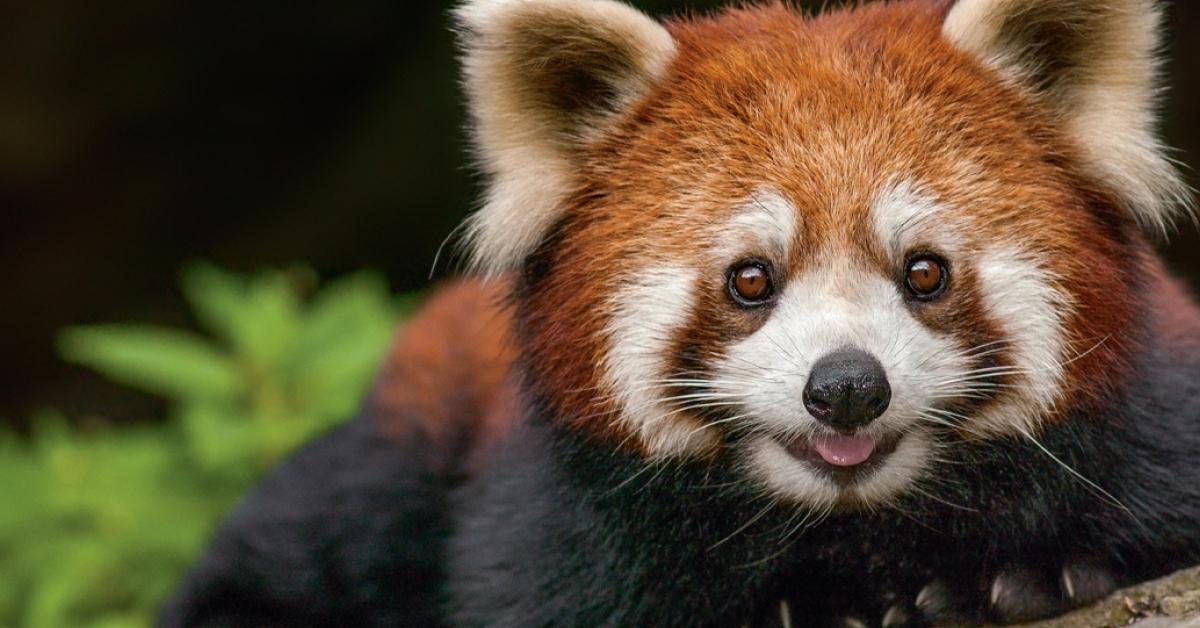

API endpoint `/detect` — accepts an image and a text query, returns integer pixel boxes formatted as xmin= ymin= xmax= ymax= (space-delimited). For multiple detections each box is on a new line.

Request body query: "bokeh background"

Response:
xmin=0 ymin=1 xmax=1197 ymax=626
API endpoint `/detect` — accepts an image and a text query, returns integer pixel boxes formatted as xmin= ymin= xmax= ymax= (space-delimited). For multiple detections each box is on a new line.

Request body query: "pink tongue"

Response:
xmin=813 ymin=435 xmax=877 ymax=467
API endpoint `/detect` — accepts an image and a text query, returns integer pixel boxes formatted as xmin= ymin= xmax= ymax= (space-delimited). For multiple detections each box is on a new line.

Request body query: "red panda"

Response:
xmin=162 ymin=0 xmax=1200 ymax=626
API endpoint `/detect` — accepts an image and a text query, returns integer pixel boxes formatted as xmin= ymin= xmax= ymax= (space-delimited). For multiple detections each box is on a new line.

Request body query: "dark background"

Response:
xmin=2 ymin=0 xmax=1198 ymax=427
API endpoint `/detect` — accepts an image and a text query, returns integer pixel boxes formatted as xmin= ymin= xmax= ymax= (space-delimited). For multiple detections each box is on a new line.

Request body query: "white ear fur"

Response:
xmin=944 ymin=0 xmax=1193 ymax=233
xmin=455 ymin=0 xmax=676 ymax=273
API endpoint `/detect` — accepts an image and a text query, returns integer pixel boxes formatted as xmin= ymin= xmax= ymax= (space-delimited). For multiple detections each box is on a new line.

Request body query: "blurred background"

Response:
xmin=0 ymin=1 xmax=1196 ymax=626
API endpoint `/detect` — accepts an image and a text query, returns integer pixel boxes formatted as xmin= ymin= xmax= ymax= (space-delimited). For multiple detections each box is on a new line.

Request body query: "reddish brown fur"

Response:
xmin=515 ymin=1 xmax=1145 ymax=449
xmin=368 ymin=278 xmax=521 ymax=473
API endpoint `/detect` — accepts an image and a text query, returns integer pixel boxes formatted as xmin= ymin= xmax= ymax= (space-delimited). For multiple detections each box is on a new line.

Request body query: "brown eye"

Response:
xmin=905 ymin=255 xmax=948 ymax=299
xmin=729 ymin=262 xmax=774 ymax=305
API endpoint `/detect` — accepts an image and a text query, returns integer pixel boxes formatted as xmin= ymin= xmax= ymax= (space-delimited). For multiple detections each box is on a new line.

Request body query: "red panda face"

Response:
xmin=458 ymin=0 xmax=1190 ymax=509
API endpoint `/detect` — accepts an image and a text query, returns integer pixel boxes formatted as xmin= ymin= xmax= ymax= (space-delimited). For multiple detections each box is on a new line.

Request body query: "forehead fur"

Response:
xmin=518 ymin=1 xmax=1145 ymax=452
xmin=568 ymin=3 xmax=1135 ymax=275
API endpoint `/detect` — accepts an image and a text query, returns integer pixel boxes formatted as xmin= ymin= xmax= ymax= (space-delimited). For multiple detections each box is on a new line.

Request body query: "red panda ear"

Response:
xmin=943 ymin=0 xmax=1193 ymax=233
xmin=455 ymin=0 xmax=676 ymax=273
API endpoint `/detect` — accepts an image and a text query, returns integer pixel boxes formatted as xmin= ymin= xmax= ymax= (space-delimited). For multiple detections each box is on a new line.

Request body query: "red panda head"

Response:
xmin=455 ymin=0 xmax=1193 ymax=508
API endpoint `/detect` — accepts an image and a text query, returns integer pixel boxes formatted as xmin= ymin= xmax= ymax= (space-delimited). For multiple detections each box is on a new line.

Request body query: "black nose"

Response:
xmin=803 ymin=349 xmax=891 ymax=432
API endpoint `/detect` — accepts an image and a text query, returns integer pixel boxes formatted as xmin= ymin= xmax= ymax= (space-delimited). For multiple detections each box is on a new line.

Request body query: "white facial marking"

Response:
xmin=745 ymin=437 xmax=841 ymax=506
xmin=718 ymin=188 xmax=799 ymax=261
xmin=603 ymin=264 xmax=718 ymax=458
xmin=745 ymin=430 xmax=935 ymax=509
xmin=970 ymin=246 xmax=1071 ymax=436
xmin=851 ymin=430 xmax=934 ymax=505
xmin=872 ymin=180 xmax=964 ymax=260
xmin=715 ymin=259 xmax=970 ymax=507
xmin=601 ymin=189 xmax=795 ymax=458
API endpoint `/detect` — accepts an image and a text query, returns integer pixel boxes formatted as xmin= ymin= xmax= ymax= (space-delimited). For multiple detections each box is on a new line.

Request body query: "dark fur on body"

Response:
xmin=163 ymin=259 xmax=1200 ymax=627
xmin=158 ymin=416 xmax=453 ymax=627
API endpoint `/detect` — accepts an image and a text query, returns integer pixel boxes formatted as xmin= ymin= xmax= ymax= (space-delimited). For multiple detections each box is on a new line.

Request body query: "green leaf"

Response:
xmin=6 ymin=262 xmax=417 ymax=627
xmin=179 ymin=262 xmax=251 ymax=346
xmin=58 ymin=325 xmax=243 ymax=402
xmin=181 ymin=263 xmax=303 ymax=370
xmin=235 ymin=270 xmax=303 ymax=373
xmin=286 ymin=271 xmax=398 ymax=417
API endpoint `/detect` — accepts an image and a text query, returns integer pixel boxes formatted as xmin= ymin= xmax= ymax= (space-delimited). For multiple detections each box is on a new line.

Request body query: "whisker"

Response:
xmin=707 ymin=497 xmax=781 ymax=551
xmin=1014 ymin=426 xmax=1140 ymax=524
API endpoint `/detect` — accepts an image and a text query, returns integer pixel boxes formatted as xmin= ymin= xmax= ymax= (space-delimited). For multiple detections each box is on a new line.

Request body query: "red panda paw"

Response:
xmin=908 ymin=562 xmax=1117 ymax=626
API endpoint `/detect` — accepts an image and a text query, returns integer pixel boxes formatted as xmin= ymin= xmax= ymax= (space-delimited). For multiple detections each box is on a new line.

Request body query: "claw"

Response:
xmin=882 ymin=604 xmax=911 ymax=628
xmin=914 ymin=582 xmax=937 ymax=610
xmin=915 ymin=579 xmax=952 ymax=617
xmin=779 ymin=600 xmax=793 ymax=628
xmin=1061 ymin=566 xmax=1076 ymax=602
xmin=989 ymin=567 xmax=1064 ymax=624
xmin=989 ymin=575 xmax=1006 ymax=610
xmin=1060 ymin=562 xmax=1117 ymax=606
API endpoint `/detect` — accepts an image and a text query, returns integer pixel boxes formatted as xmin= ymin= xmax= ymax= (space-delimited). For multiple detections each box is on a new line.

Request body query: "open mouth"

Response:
xmin=782 ymin=432 xmax=902 ymax=486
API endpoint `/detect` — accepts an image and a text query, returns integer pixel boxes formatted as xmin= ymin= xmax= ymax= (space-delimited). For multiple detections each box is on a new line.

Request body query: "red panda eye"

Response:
xmin=729 ymin=263 xmax=774 ymax=305
xmin=905 ymin=256 xmax=948 ymax=299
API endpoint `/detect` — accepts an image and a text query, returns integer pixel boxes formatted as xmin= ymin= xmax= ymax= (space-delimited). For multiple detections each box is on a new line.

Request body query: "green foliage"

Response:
xmin=0 ymin=263 xmax=408 ymax=628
